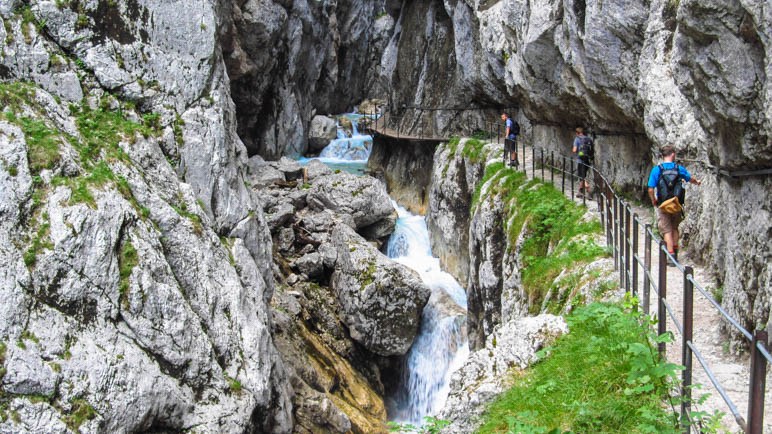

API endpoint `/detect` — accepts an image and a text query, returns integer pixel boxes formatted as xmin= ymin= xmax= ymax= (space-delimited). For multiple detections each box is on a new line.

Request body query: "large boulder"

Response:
xmin=308 ymin=115 xmax=338 ymax=153
xmin=330 ymin=224 xmax=430 ymax=356
xmin=308 ymin=172 xmax=397 ymax=240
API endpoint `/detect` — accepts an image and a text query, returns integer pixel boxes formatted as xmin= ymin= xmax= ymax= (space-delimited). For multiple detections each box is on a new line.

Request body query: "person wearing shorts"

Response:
xmin=647 ymin=145 xmax=702 ymax=264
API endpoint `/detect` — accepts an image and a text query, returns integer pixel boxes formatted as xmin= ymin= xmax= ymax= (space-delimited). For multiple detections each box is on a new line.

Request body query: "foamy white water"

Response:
xmin=387 ymin=202 xmax=469 ymax=424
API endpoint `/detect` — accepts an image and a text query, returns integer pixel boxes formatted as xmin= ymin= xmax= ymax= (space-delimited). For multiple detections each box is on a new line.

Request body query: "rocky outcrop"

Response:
xmin=0 ymin=86 xmax=291 ymax=432
xmin=330 ymin=224 xmax=430 ymax=356
xmin=0 ymin=2 xmax=293 ymax=431
xmin=425 ymin=138 xmax=486 ymax=287
xmin=308 ymin=115 xmax=338 ymax=154
xmin=251 ymin=158 xmax=429 ymax=431
xmin=439 ymin=315 xmax=569 ymax=434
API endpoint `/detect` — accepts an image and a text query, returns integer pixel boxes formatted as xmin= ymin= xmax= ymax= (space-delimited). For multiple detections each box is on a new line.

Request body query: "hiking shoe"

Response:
xmin=576 ymin=192 xmax=584 ymax=198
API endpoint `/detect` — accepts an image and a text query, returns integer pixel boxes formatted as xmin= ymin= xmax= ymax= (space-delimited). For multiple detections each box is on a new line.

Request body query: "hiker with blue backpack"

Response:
xmin=647 ymin=145 xmax=702 ymax=265
xmin=572 ymin=127 xmax=594 ymax=198
xmin=501 ymin=112 xmax=520 ymax=167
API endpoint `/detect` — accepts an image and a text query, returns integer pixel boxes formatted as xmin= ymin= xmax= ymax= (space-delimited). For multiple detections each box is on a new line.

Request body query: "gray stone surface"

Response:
xmin=308 ymin=171 xmax=397 ymax=237
xmin=308 ymin=115 xmax=338 ymax=153
xmin=330 ymin=224 xmax=430 ymax=356
xmin=439 ymin=315 xmax=569 ymax=434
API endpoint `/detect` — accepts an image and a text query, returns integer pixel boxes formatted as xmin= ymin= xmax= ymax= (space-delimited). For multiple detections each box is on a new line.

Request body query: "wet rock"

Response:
xmin=330 ymin=224 xmax=430 ymax=356
xmin=308 ymin=115 xmax=338 ymax=153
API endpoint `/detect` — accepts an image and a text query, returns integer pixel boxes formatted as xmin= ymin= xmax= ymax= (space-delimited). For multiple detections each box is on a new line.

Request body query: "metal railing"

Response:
xmin=516 ymin=139 xmax=769 ymax=434
xmin=359 ymin=107 xmax=434 ymax=140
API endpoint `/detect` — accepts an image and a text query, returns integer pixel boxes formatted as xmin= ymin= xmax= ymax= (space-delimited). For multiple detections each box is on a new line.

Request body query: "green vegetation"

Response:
xmin=461 ymin=138 xmax=486 ymax=163
xmin=360 ymin=261 xmax=377 ymax=291
xmin=472 ymin=162 xmax=608 ymax=314
xmin=23 ymin=215 xmax=52 ymax=268
xmin=226 ymin=376 xmax=243 ymax=393
xmin=64 ymin=398 xmax=97 ymax=431
xmin=172 ymin=201 xmax=203 ymax=235
xmin=388 ymin=416 xmax=450 ymax=433
xmin=478 ymin=301 xmax=683 ymax=433
xmin=118 ymin=238 xmax=138 ymax=306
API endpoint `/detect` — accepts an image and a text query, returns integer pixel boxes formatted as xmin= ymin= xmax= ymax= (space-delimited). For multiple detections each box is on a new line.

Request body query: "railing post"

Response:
xmin=619 ymin=199 xmax=625 ymax=288
xmin=643 ymin=224 xmax=652 ymax=315
xmin=747 ymin=330 xmax=768 ymax=434
xmin=570 ymin=159 xmax=575 ymax=199
xmin=561 ymin=158 xmax=566 ymax=193
xmin=632 ymin=213 xmax=639 ymax=298
xmin=540 ymin=149 xmax=545 ymax=181
xmin=681 ymin=266 xmax=694 ymax=433
xmin=613 ymin=197 xmax=619 ymax=271
xmin=625 ymin=205 xmax=631 ymax=292
xmin=658 ymin=240 xmax=668 ymax=357
xmin=532 ymin=146 xmax=535 ymax=178
xmin=550 ymin=151 xmax=555 ymax=184
xmin=522 ymin=140 xmax=526 ymax=173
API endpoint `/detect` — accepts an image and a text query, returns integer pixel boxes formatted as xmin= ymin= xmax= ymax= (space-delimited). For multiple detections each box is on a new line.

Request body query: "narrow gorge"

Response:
xmin=0 ymin=0 xmax=769 ymax=433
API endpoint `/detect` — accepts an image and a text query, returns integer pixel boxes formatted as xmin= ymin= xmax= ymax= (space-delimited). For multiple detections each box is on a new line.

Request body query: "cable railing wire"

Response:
xmin=519 ymin=140 xmax=768 ymax=434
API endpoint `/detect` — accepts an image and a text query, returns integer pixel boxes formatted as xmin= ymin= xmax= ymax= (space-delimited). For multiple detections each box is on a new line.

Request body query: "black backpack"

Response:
xmin=657 ymin=164 xmax=686 ymax=205
xmin=577 ymin=136 xmax=594 ymax=161
xmin=511 ymin=120 xmax=520 ymax=136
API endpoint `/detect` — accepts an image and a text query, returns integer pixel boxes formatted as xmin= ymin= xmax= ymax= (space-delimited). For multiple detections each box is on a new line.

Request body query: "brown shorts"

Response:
xmin=657 ymin=208 xmax=683 ymax=235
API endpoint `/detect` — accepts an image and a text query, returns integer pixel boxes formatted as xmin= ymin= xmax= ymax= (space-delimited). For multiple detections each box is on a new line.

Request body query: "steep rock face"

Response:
xmin=0 ymin=2 xmax=292 ymax=431
xmin=385 ymin=0 xmax=771 ymax=342
xmin=367 ymin=135 xmax=439 ymax=215
xmin=425 ymin=139 xmax=485 ymax=287
xmin=220 ymin=0 xmax=394 ymax=158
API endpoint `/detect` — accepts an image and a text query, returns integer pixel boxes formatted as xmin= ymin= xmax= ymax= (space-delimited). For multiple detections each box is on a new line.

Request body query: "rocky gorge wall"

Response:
xmin=382 ymin=0 xmax=771 ymax=342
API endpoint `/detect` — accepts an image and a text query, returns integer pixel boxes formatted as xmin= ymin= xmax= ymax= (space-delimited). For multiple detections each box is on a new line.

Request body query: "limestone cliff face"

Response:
xmin=220 ymin=0 xmax=394 ymax=159
xmin=0 ymin=1 xmax=292 ymax=431
xmin=387 ymin=0 xmax=770 ymax=337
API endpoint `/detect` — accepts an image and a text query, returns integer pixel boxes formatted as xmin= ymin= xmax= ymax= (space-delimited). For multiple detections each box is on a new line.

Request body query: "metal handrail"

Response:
xmin=522 ymin=143 xmax=768 ymax=434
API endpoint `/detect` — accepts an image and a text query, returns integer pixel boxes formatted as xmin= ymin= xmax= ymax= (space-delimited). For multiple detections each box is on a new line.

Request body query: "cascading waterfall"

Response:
xmin=387 ymin=203 xmax=469 ymax=424
xmin=307 ymin=115 xmax=469 ymax=426
xmin=317 ymin=114 xmax=373 ymax=162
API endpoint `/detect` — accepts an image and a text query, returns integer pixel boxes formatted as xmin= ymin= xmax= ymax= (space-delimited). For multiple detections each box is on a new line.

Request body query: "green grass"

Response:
xmin=227 ymin=376 xmax=243 ymax=393
xmin=478 ymin=301 xmax=682 ymax=434
xmin=118 ymin=239 xmax=138 ymax=306
xmin=23 ymin=216 xmax=52 ymax=268
xmin=461 ymin=138 xmax=487 ymax=163
xmin=64 ymin=398 xmax=97 ymax=431
xmin=471 ymin=163 xmax=608 ymax=314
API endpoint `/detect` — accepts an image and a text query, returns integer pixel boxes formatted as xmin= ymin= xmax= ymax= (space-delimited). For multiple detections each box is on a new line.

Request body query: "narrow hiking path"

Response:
xmin=511 ymin=143 xmax=771 ymax=433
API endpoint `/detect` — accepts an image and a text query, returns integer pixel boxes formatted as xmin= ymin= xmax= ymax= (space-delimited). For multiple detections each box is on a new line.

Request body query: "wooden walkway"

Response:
xmin=361 ymin=113 xmax=449 ymax=144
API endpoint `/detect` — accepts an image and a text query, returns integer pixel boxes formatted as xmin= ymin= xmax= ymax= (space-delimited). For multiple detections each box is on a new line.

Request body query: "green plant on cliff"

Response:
xmin=478 ymin=301 xmax=683 ymax=433
xmin=471 ymin=163 xmax=608 ymax=314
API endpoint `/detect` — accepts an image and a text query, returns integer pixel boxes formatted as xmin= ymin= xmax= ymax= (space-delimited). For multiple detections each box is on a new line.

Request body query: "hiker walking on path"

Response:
xmin=501 ymin=113 xmax=519 ymax=167
xmin=647 ymin=145 xmax=702 ymax=265
xmin=572 ymin=127 xmax=594 ymax=197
